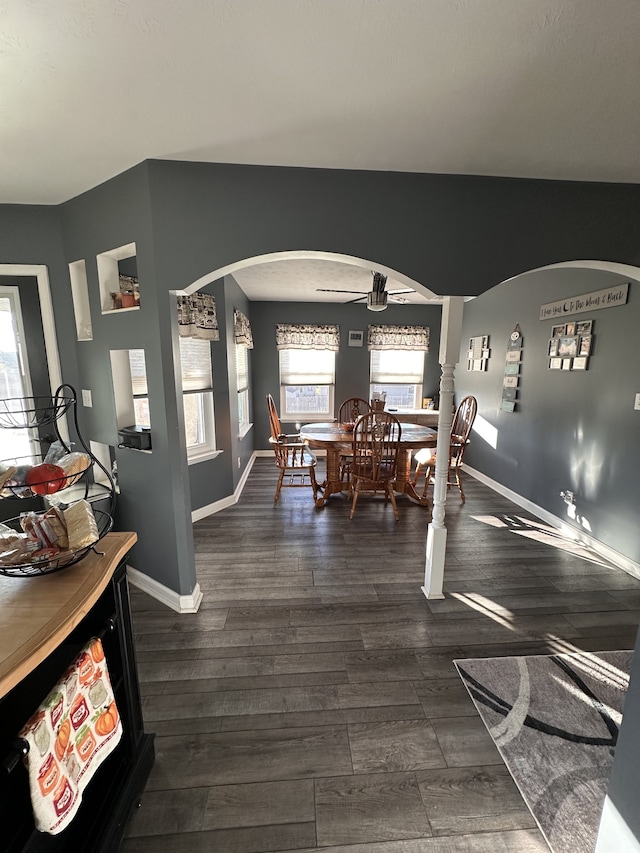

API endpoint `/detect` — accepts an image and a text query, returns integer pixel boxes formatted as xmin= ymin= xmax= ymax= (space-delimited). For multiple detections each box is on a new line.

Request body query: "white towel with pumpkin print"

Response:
xmin=19 ymin=637 xmax=122 ymax=834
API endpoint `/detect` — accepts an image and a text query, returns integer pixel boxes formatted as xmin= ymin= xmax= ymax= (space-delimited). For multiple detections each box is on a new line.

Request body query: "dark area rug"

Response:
xmin=455 ymin=650 xmax=632 ymax=853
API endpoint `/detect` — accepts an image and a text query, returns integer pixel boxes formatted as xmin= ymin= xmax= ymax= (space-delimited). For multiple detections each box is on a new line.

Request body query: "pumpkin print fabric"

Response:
xmin=18 ymin=637 xmax=122 ymax=834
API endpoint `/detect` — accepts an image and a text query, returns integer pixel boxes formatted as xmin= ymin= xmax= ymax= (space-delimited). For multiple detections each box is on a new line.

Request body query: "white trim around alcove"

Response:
xmin=463 ymin=464 xmax=640 ymax=579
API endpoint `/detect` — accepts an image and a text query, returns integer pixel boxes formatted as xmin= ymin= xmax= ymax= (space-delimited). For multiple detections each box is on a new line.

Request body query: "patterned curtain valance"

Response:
xmin=177 ymin=294 xmax=219 ymax=340
xmin=275 ymin=323 xmax=340 ymax=351
xmin=367 ymin=324 xmax=430 ymax=351
xmin=234 ymin=310 xmax=254 ymax=349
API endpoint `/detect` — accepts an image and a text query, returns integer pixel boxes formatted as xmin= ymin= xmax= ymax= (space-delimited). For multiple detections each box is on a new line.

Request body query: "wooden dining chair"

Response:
xmin=411 ymin=395 xmax=477 ymax=502
xmin=349 ymin=411 xmax=402 ymax=520
xmin=266 ymin=394 xmax=320 ymax=504
xmin=337 ymin=397 xmax=371 ymax=424
xmin=337 ymin=398 xmax=372 ymax=488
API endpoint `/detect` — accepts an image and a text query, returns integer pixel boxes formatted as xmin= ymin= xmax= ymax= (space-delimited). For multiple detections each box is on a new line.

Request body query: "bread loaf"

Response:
xmin=63 ymin=500 xmax=99 ymax=550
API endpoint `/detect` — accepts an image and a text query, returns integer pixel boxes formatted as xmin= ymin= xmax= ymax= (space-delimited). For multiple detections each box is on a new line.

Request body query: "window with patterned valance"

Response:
xmin=176 ymin=294 xmax=219 ymax=340
xmin=275 ymin=323 xmax=340 ymax=351
xmin=367 ymin=324 xmax=430 ymax=351
xmin=234 ymin=310 xmax=254 ymax=349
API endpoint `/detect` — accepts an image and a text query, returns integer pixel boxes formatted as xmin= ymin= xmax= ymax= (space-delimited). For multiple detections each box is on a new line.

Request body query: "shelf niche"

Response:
xmin=69 ymin=259 xmax=93 ymax=340
xmin=97 ymin=242 xmax=139 ymax=314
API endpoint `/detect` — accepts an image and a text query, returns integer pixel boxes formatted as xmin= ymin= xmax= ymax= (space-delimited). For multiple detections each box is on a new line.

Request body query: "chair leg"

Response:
xmin=421 ymin=465 xmax=433 ymax=500
xmin=456 ymin=467 xmax=466 ymax=502
xmin=386 ymin=482 xmax=399 ymax=520
xmin=274 ymin=469 xmax=285 ymax=503
xmin=349 ymin=482 xmax=361 ymax=519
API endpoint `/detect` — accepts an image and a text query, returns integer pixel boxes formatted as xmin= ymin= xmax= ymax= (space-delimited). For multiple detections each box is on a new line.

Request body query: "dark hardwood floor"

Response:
xmin=121 ymin=457 xmax=640 ymax=852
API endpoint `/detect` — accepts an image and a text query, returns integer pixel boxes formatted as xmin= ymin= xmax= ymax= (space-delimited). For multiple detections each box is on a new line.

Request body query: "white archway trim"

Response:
xmin=183 ymin=250 xmax=442 ymax=300
xmin=0 ymin=263 xmax=66 ymax=438
xmin=502 ymin=259 xmax=640 ymax=285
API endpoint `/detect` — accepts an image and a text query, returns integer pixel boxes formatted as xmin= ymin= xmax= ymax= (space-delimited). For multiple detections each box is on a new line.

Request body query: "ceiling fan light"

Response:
xmin=367 ymin=291 xmax=388 ymax=311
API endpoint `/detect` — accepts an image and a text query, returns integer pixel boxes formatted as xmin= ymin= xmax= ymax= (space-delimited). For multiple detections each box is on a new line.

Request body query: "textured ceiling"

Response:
xmin=231 ymin=258 xmax=442 ymax=304
xmin=4 ymin=1 xmax=640 ymax=303
xmin=3 ymin=0 xmax=640 ymax=207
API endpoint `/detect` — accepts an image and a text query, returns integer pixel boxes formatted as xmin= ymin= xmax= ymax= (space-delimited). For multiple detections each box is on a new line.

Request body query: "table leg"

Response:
xmin=315 ymin=448 xmax=346 ymax=507
xmin=395 ymin=449 xmax=430 ymax=507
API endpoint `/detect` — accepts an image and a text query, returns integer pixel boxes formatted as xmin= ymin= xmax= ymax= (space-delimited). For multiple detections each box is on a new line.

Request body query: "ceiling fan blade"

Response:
xmin=344 ymin=295 xmax=367 ymax=304
xmin=388 ymin=288 xmax=414 ymax=295
xmin=316 ymin=288 xmax=368 ymax=295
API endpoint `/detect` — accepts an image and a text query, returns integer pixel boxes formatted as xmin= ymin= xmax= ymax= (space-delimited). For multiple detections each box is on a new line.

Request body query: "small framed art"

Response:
xmin=562 ymin=358 xmax=572 ymax=370
xmin=565 ymin=321 xmax=576 ymax=336
xmin=549 ymin=357 xmax=562 ymax=370
xmin=575 ymin=320 xmax=592 ymax=336
xmin=548 ymin=339 xmax=559 ymax=357
xmin=551 ymin=324 xmax=566 ymax=337
xmin=557 ymin=336 xmax=579 ymax=358
xmin=579 ymin=335 xmax=592 ymax=356
xmin=573 ymin=356 xmax=588 ymax=370
xmin=348 ymin=330 xmax=364 ymax=347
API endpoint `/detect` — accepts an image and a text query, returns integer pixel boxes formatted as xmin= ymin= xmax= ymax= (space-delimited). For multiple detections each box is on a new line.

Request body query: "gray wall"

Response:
xmin=3 ymin=160 xmax=640 ymax=599
xmin=250 ymin=301 xmax=443 ymax=450
xmin=457 ymin=267 xmax=639 ymax=565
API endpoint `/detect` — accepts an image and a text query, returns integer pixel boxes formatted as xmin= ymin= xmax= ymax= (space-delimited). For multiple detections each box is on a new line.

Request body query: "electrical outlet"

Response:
xmin=635 ymin=393 xmax=640 ymax=411
xmin=82 ymin=389 xmax=92 ymax=407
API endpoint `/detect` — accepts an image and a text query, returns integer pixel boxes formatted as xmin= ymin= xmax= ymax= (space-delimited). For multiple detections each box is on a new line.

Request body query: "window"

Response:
xmin=128 ymin=350 xmax=151 ymax=428
xmin=370 ymin=349 xmax=425 ymax=409
xmin=0 ymin=286 xmax=36 ymax=461
xmin=178 ymin=337 xmax=215 ymax=460
xmin=279 ymin=348 xmax=335 ymax=421
xmin=236 ymin=343 xmax=251 ymax=436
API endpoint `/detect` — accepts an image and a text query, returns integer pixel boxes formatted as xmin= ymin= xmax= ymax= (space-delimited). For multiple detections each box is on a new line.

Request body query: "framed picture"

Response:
xmin=503 ymin=375 xmax=518 ymax=387
xmin=572 ymin=356 xmax=588 ymax=370
xmin=562 ymin=358 xmax=572 ymax=370
xmin=579 ymin=335 xmax=592 ymax=356
xmin=548 ymin=339 xmax=559 ymax=357
xmin=575 ymin=320 xmax=592 ymax=336
xmin=565 ymin=321 xmax=576 ymax=336
xmin=500 ymin=400 xmax=515 ymax=412
xmin=549 ymin=357 xmax=562 ymax=370
xmin=552 ymin=324 xmax=566 ymax=337
xmin=506 ymin=350 xmax=521 ymax=363
xmin=557 ymin=335 xmax=579 ymax=358
xmin=504 ymin=362 xmax=520 ymax=376
xmin=482 ymin=335 xmax=489 ymax=348
xmin=348 ymin=330 xmax=364 ymax=347
xmin=482 ymin=348 xmax=490 ymax=359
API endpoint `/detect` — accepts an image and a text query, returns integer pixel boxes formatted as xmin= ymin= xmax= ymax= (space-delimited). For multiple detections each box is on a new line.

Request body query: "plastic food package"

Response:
xmin=63 ymin=500 xmax=99 ymax=551
xmin=56 ymin=452 xmax=90 ymax=488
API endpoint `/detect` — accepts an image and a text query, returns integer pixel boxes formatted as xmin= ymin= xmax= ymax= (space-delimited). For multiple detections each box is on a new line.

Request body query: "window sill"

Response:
xmin=238 ymin=422 xmax=253 ymax=439
xmin=188 ymin=449 xmax=223 ymax=465
xmin=282 ymin=414 xmax=332 ymax=424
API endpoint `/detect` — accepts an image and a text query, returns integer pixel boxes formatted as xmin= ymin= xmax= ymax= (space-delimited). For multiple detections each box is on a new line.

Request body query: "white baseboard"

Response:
xmin=463 ymin=464 xmax=640 ymax=579
xmin=126 ymin=565 xmax=203 ymax=613
xmin=191 ymin=453 xmax=258 ymax=521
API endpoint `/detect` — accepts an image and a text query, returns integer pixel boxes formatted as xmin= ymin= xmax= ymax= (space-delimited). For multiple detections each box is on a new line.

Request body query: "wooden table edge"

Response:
xmin=0 ymin=531 xmax=137 ymax=699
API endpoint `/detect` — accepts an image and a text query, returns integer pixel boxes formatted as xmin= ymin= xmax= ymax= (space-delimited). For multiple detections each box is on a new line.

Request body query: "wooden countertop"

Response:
xmin=0 ymin=532 xmax=136 ymax=699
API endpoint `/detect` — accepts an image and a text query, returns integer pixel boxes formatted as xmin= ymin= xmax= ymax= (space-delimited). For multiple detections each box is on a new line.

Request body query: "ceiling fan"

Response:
xmin=316 ymin=271 xmax=414 ymax=311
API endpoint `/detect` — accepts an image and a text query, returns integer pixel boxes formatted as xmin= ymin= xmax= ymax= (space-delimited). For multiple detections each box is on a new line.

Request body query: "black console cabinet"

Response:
xmin=0 ymin=559 xmax=154 ymax=852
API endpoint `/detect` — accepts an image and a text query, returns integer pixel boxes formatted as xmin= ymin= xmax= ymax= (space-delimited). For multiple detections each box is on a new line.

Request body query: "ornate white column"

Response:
xmin=422 ymin=296 xmax=464 ymax=600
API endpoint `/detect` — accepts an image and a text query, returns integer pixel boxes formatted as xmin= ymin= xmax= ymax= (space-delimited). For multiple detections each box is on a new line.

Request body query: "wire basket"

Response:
xmin=0 ymin=455 xmax=92 ymax=498
xmin=0 ymin=394 xmax=75 ymax=429
xmin=0 ymin=509 xmax=113 ymax=577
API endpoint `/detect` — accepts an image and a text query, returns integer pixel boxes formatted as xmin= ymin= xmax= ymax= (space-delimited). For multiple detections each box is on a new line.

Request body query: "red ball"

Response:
xmin=25 ymin=463 xmax=66 ymax=495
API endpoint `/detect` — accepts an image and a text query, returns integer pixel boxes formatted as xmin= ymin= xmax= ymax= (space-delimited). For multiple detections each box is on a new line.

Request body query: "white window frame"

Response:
xmin=370 ymin=349 xmax=425 ymax=409
xmin=279 ymin=348 xmax=336 ymax=423
xmin=236 ymin=343 xmax=252 ymax=438
xmin=0 ymin=286 xmax=38 ymax=462
xmin=178 ymin=337 xmax=218 ymax=463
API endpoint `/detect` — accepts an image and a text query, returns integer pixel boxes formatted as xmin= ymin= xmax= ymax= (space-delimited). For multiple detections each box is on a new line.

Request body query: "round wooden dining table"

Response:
xmin=299 ymin=421 xmax=438 ymax=507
